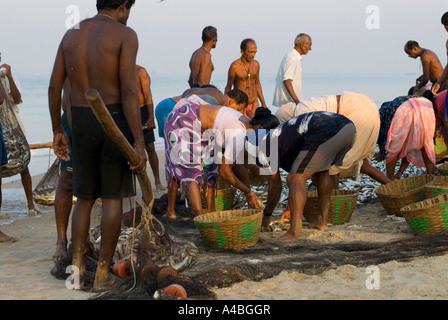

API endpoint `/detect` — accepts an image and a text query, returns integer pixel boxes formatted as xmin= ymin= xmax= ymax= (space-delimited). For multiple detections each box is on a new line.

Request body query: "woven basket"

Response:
xmin=400 ymin=193 xmax=448 ymax=236
xmin=194 ymin=209 xmax=263 ymax=249
xmin=424 ymin=176 xmax=448 ymax=199
xmin=187 ymin=187 xmax=237 ymax=214
xmin=374 ymin=175 xmax=435 ymax=216
xmin=303 ymin=189 xmax=359 ymax=225
xmin=437 ymin=163 xmax=448 ymax=176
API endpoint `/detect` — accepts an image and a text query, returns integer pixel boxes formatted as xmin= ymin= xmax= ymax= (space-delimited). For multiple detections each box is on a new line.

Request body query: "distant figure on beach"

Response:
xmin=48 ymin=0 xmax=147 ymax=291
xmin=188 ymin=26 xmax=218 ymax=88
xmin=385 ymin=96 xmax=436 ymax=179
xmin=432 ymin=12 xmax=448 ymax=95
xmin=226 ymin=89 xmax=249 ymax=113
xmin=404 ymin=41 xmax=445 ymax=94
xmin=275 ymin=92 xmax=392 ymax=189
xmin=0 ymin=53 xmax=41 ymax=216
xmin=224 ymin=39 xmax=267 ymax=118
xmin=53 ymin=79 xmax=74 ymax=262
xmin=246 ymin=112 xmax=356 ymax=242
xmin=272 ymin=33 xmax=312 ymax=107
xmin=136 ymin=65 xmax=165 ymax=191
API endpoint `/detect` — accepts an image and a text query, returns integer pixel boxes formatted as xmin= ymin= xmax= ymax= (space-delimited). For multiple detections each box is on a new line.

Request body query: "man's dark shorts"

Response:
xmin=71 ymin=105 xmax=135 ymax=200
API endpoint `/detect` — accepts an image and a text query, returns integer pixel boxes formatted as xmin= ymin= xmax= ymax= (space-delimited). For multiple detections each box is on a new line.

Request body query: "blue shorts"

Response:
xmin=155 ymin=98 xmax=176 ymax=138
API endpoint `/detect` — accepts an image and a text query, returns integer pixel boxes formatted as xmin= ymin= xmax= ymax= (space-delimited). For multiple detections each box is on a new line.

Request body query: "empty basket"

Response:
xmin=194 ymin=209 xmax=263 ymax=249
xmin=400 ymin=193 xmax=448 ymax=236
xmin=303 ymin=189 xmax=359 ymax=225
xmin=424 ymin=176 xmax=448 ymax=199
xmin=374 ymin=175 xmax=435 ymax=216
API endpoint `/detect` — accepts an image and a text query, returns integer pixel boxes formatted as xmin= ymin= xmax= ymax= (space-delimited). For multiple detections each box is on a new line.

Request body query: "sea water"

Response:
xmin=0 ymin=71 xmax=417 ymax=220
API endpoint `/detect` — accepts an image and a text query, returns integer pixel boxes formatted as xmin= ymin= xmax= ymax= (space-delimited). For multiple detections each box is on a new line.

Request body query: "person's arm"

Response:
xmin=48 ymin=42 xmax=70 ymax=161
xmin=433 ymin=40 xmax=448 ymax=94
xmin=224 ymin=63 xmax=236 ymax=94
xmin=254 ymin=63 xmax=267 ymax=107
xmin=283 ymin=79 xmax=300 ymax=104
xmin=119 ymin=29 xmax=147 ymax=172
xmin=416 ymin=56 xmax=431 ymax=89
xmin=0 ymin=64 xmax=21 ymax=104
xmin=139 ymin=68 xmax=155 ymax=130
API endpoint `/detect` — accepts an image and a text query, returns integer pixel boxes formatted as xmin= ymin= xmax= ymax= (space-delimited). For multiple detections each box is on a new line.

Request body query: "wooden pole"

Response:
xmin=84 ymin=89 xmax=154 ymax=208
xmin=29 ymin=142 xmax=53 ymax=150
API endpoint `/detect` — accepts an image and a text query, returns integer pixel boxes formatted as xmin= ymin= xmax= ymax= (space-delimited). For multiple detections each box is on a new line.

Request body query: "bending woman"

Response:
xmin=164 ymin=94 xmax=264 ymax=218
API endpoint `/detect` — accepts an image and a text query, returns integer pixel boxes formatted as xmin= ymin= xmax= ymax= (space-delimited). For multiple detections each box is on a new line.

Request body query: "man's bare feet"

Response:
xmin=93 ymin=272 xmax=123 ymax=292
xmin=279 ymin=231 xmax=301 ymax=243
xmin=52 ymin=241 xmax=68 ymax=262
xmin=163 ymin=211 xmax=176 ymax=219
xmin=309 ymin=221 xmax=328 ymax=231
xmin=0 ymin=230 xmax=18 ymax=243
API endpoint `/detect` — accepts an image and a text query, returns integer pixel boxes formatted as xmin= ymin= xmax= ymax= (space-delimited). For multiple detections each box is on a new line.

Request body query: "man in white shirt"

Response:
xmin=272 ymin=33 xmax=312 ymax=107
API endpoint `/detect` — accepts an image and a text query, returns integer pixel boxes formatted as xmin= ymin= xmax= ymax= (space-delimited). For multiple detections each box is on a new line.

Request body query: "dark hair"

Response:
xmin=250 ymin=107 xmax=280 ymax=130
xmin=240 ymin=38 xmax=255 ymax=51
xmin=202 ymin=26 xmax=217 ymax=42
xmin=422 ymin=90 xmax=435 ymax=102
xmin=97 ymin=0 xmax=135 ymax=10
xmin=408 ymin=86 xmax=416 ymax=95
xmin=226 ymin=89 xmax=248 ymax=106
xmin=442 ymin=11 xmax=448 ymax=25
xmin=405 ymin=40 xmax=419 ymax=50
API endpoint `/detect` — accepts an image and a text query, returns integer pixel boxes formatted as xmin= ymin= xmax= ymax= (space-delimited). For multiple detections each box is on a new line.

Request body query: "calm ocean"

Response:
xmin=0 ymin=71 xmax=416 ymax=219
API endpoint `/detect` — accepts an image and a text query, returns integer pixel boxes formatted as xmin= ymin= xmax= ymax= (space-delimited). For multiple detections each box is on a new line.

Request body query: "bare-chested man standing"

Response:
xmin=225 ymin=39 xmax=267 ymax=118
xmin=48 ymin=0 xmax=147 ymax=291
xmin=432 ymin=12 xmax=448 ymax=94
xmin=188 ymin=26 xmax=217 ymax=88
xmin=404 ymin=41 xmax=446 ymax=93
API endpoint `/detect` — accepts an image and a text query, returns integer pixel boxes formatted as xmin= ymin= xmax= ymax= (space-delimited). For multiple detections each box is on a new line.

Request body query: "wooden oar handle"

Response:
xmin=84 ymin=89 xmax=154 ymax=206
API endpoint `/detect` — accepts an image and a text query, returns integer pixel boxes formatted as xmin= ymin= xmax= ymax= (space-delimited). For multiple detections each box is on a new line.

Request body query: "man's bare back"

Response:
xmin=188 ymin=47 xmax=214 ymax=88
xmin=60 ymin=17 xmax=138 ymax=107
xmin=420 ymin=49 xmax=444 ymax=83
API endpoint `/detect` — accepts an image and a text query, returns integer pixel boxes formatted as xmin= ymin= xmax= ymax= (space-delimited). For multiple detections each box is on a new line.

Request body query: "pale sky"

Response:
xmin=1 ymin=0 xmax=447 ymax=76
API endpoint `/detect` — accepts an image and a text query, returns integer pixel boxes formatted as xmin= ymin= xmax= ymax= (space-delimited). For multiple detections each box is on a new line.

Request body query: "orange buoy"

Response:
xmin=162 ymin=284 xmax=188 ymax=299
xmin=113 ymin=259 xmax=132 ymax=278
xmin=138 ymin=263 xmax=158 ymax=279
xmin=156 ymin=266 xmax=179 ymax=284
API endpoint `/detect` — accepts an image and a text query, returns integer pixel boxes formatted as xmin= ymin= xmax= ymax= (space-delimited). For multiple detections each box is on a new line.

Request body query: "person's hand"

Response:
xmin=246 ymin=191 xmax=264 ymax=209
xmin=130 ymin=144 xmax=147 ymax=173
xmin=53 ymin=132 xmax=70 ymax=162
xmin=145 ymin=117 xmax=156 ymax=130
xmin=432 ymin=82 xmax=441 ymax=95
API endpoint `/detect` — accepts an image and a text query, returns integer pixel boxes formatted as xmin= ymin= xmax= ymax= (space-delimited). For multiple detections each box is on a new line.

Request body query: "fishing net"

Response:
xmin=32 ymin=158 xmax=60 ymax=206
xmin=0 ymin=78 xmax=30 ymax=178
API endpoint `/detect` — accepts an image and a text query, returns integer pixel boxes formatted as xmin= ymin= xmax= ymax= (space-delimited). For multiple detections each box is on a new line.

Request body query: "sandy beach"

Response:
xmin=1 ymin=149 xmax=448 ymax=300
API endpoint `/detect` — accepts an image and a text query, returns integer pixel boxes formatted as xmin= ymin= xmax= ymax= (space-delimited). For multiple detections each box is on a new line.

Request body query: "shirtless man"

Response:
xmin=225 ymin=39 xmax=266 ymax=118
xmin=432 ymin=12 xmax=448 ymax=94
xmin=136 ymin=65 xmax=165 ymax=191
xmin=48 ymin=0 xmax=147 ymax=291
xmin=404 ymin=41 xmax=445 ymax=93
xmin=188 ymin=26 xmax=217 ymax=88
